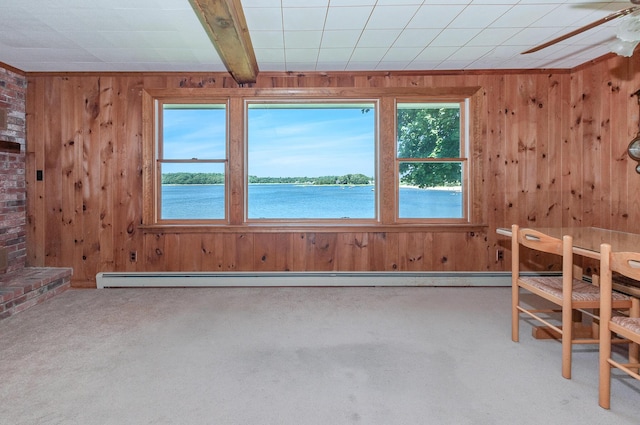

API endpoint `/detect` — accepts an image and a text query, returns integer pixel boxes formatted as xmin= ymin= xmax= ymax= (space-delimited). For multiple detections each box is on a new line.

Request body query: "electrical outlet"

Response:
xmin=497 ymin=249 xmax=504 ymax=261
xmin=130 ymin=251 xmax=137 ymax=262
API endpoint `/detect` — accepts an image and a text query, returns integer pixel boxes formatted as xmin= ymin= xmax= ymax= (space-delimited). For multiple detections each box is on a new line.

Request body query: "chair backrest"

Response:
xmin=511 ymin=224 xmax=573 ymax=278
xmin=604 ymin=244 xmax=640 ymax=282
xmin=517 ymin=226 xmax=564 ymax=256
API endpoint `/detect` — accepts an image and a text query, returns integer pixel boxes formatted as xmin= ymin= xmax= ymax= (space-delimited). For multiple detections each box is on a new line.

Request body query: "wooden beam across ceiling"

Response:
xmin=189 ymin=0 xmax=259 ymax=84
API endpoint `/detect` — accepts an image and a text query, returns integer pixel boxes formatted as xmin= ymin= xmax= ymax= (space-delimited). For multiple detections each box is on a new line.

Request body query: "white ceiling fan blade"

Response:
xmin=522 ymin=6 xmax=640 ymax=54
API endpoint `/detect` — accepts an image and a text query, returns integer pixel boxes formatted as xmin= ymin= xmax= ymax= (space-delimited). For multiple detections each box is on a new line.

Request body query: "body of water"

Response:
xmin=161 ymin=184 xmax=462 ymax=219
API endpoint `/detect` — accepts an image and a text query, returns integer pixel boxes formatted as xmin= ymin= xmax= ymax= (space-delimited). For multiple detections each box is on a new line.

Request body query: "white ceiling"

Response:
xmin=0 ymin=0 xmax=636 ymax=73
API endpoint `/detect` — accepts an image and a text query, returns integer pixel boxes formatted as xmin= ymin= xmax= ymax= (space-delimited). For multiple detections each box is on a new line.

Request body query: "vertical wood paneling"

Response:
xmin=626 ymin=60 xmax=640 ymax=229
xmin=566 ymin=72 xmax=584 ymax=226
xmin=383 ymin=232 xmax=400 ymax=271
xmin=290 ymin=233 xmax=308 ymax=271
xmin=598 ymin=61 xmax=616 ymax=231
xmin=23 ymin=59 xmax=640 ymax=285
xmin=42 ymin=78 xmax=62 ymax=266
xmin=610 ymin=59 xmax=632 ymax=230
xmin=521 ymin=74 xmax=540 ymax=226
xmin=254 ymin=233 xmax=278 ymax=271
xmin=99 ymin=77 xmax=116 ymax=272
xmin=480 ymin=75 xmax=508 ymax=266
xmin=431 ymin=233 xmax=453 ymax=271
xmin=369 ymin=232 xmax=388 ymax=270
xmin=234 ymin=233 xmax=253 ymax=271
xmin=369 ymin=232 xmax=400 ymax=271
xmin=533 ymin=74 xmax=550 ymax=226
xmin=398 ymin=232 xmax=427 ymax=271
xmin=200 ymin=234 xmax=225 ymax=271
xmin=60 ymin=77 xmax=77 ymax=269
xmin=558 ymin=74 xmax=572 ymax=228
xmin=25 ymin=78 xmax=46 ymax=265
xmin=503 ymin=74 xmax=522 ymax=228
xmin=545 ymin=73 xmax=565 ymax=226
xmin=143 ymin=232 xmax=165 ymax=271
xmin=162 ymin=233 xmax=181 ymax=271
xmin=336 ymin=232 xmax=370 ymax=270
xmin=581 ymin=65 xmax=600 ymax=227
xmin=114 ymin=77 xmax=143 ymax=271
xmin=420 ymin=232 xmax=436 ymax=270
xmin=179 ymin=233 xmax=203 ymax=271
xmin=303 ymin=233 xmax=338 ymax=271
xmin=74 ymin=81 xmax=87 ymax=273
xmin=273 ymin=233 xmax=294 ymax=271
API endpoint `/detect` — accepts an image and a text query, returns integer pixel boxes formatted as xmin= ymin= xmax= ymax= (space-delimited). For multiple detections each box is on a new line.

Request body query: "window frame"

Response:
xmin=243 ymin=98 xmax=380 ymax=224
xmin=395 ymin=98 xmax=469 ymax=224
xmin=149 ymin=96 xmax=230 ymax=224
xmin=141 ymin=87 xmax=484 ymax=231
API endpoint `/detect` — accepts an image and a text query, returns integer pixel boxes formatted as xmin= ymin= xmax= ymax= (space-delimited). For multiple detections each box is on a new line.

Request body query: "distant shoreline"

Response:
xmin=163 ymin=182 xmax=461 ymax=191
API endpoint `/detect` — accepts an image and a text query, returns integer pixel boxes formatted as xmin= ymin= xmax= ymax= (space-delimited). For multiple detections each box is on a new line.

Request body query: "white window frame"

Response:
xmin=395 ymin=98 xmax=469 ymax=224
xmin=244 ymin=98 xmax=380 ymax=224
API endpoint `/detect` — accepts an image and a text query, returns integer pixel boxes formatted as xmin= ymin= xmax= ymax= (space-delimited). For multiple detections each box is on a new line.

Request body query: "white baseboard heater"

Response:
xmin=95 ymin=271 xmax=554 ymax=289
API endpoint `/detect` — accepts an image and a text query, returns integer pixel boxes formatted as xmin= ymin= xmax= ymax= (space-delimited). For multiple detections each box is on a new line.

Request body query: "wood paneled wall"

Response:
xmin=24 ymin=55 xmax=640 ymax=287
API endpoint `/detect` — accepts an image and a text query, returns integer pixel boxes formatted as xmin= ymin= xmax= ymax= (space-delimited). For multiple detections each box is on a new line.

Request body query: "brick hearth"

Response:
xmin=0 ymin=64 xmax=72 ymax=320
xmin=0 ymin=267 xmax=72 ymax=319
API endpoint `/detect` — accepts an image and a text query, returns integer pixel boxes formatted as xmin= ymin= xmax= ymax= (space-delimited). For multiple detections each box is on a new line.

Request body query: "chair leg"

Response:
xmin=512 ymin=285 xmax=519 ymax=342
xmin=562 ymin=306 xmax=573 ymax=379
xmin=629 ymin=298 xmax=639 ymax=373
xmin=599 ymin=327 xmax=613 ymax=409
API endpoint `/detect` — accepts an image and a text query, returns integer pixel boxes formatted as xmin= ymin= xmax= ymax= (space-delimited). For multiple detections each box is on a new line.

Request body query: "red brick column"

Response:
xmin=0 ymin=66 xmax=27 ymax=273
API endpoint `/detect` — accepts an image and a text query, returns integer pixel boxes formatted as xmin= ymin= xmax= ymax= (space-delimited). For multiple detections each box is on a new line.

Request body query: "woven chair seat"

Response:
xmin=521 ymin=276 xmax=629 ymax=302
xmin=611 ymin=316 xmax=640 ymax=334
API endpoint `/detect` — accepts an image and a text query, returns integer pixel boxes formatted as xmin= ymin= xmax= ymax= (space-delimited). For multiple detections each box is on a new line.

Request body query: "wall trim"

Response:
xmin=96 ymin=271 xmax=558 ymax=289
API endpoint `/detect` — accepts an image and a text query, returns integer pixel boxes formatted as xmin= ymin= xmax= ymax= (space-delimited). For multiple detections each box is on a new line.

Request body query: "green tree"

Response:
xmin=397 ymin=107 xmax=461 ymax=188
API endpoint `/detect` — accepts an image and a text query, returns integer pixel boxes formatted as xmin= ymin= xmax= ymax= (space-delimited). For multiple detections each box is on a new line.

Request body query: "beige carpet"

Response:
xmin=0 ymin=287 xmax=638 ymax=424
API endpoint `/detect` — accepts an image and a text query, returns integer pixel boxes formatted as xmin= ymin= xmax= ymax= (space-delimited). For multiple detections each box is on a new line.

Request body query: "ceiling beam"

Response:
xmin=189 ymin=0 xmax=259 ymax=84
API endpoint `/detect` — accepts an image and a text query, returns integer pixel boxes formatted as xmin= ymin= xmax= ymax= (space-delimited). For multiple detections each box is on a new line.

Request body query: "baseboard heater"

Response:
xmin=96 ymin=271 xmax=558 ymax=289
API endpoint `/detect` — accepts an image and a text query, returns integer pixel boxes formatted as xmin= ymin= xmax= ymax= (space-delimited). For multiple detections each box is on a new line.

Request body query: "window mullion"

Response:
xmin=228 ymin=97 xmax=244 ymax=225
xmin=379 ymin=97 xmax=396 ymax=225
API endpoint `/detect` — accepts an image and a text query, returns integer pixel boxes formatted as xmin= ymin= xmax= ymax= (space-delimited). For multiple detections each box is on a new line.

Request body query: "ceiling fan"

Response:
xmin=522 ymin=1 xmax=640 ymax=56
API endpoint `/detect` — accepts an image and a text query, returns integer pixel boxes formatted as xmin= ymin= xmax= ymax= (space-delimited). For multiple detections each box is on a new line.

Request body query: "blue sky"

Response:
xmin=162 ymin=104 xmax=375 ymax=178
xmin=163 ymin=107 xmax=226 ymax=160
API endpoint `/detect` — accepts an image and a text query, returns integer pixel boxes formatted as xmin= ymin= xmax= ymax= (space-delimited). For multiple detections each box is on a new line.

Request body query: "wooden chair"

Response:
xmin=598 ymin=243 xmax=640 ymax=409
xmin=511 ymin=225 xmax=633 ymax=379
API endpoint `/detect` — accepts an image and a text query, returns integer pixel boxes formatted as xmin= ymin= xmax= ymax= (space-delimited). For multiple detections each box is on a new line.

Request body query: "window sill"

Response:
xmin=139 ymin=223 xmax=488 ymax=234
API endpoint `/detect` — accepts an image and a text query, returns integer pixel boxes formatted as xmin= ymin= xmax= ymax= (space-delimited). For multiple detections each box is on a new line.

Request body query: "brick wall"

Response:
xmin=0 ymin=66 xmax=27 ymax=273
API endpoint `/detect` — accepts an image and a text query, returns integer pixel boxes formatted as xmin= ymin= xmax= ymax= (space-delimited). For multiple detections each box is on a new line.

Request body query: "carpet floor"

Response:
xmin=0 ymin=286 xmax=638 ymax=425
